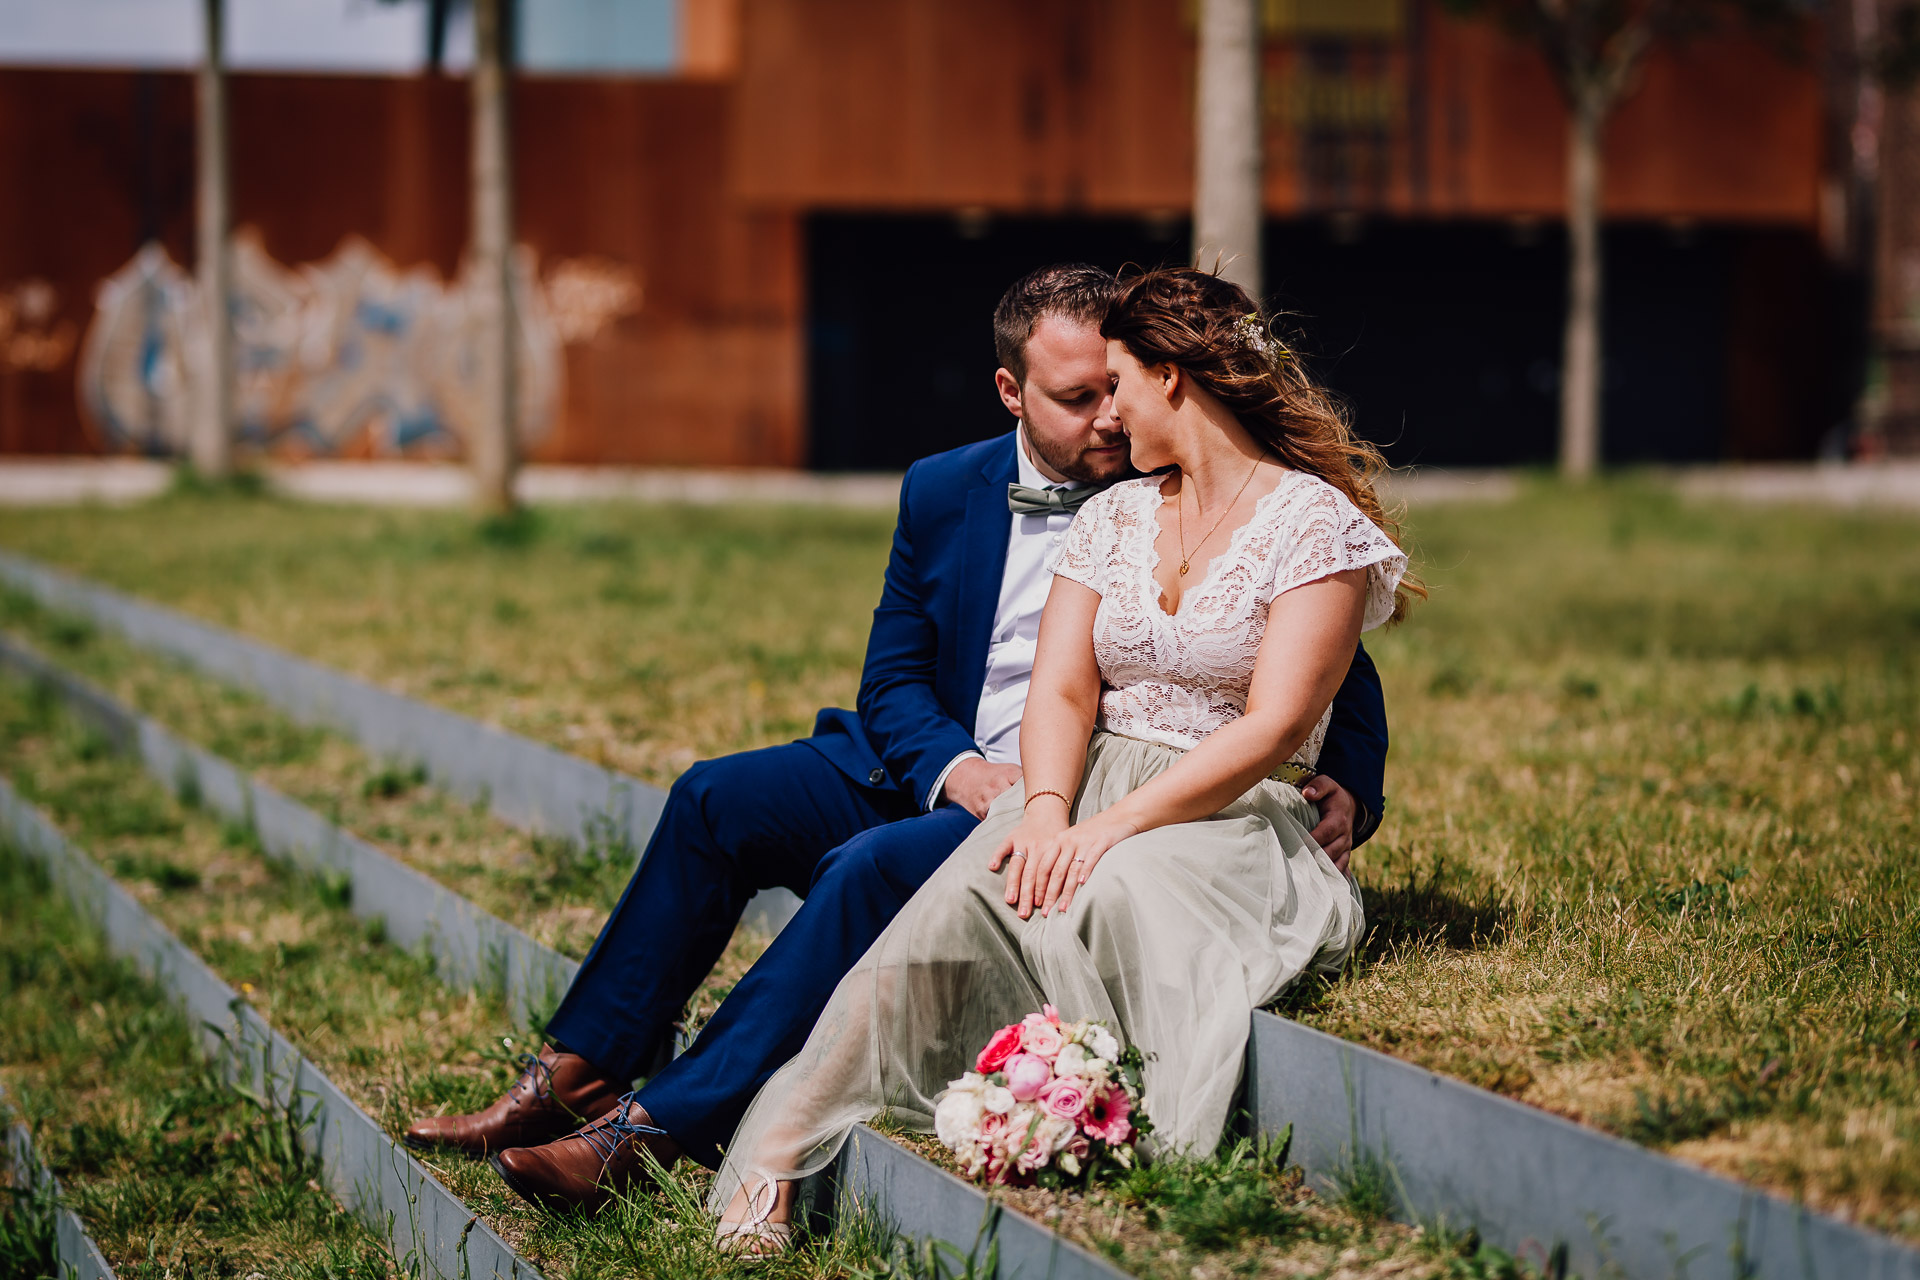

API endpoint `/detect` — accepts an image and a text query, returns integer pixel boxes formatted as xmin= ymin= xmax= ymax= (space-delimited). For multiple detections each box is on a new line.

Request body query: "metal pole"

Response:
xmin=1194 ymin=0 xmax=1263 ymax=297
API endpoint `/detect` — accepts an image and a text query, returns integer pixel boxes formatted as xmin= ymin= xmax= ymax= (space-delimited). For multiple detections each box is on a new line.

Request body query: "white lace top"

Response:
xmin=1052 ymin=471 xmax=1407 ymax=769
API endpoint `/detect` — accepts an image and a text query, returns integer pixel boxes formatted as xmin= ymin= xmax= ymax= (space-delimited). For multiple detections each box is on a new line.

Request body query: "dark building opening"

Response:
xmin=806 ymin=214 xmax=1839 ymax=472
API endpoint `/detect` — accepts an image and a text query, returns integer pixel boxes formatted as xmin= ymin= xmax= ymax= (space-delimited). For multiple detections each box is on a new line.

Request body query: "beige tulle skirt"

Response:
xmin=707 ymin=729 xmax=1365 ymax=1213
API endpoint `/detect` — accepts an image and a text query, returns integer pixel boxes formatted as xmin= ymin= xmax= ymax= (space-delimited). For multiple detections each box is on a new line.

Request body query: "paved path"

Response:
xmin=0 ymin=457 xmax=1916 ymax=510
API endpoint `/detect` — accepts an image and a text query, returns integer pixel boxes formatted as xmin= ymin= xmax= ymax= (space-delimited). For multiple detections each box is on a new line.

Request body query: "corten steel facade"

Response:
xmin=0 ymin=0 xmax=1839 ymax=469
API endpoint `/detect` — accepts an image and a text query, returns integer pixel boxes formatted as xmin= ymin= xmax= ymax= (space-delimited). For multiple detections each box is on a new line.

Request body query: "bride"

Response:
xmin=711 ymin=266 xmax=1417 ymax=1252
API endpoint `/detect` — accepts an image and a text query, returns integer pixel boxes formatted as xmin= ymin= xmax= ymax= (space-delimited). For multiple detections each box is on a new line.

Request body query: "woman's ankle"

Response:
xmin=721 ymin=1174 xmax=795 ymax=1224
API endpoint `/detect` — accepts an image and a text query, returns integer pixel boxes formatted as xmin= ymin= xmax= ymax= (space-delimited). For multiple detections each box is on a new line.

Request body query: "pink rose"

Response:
xmin=1004 ymin=1052 xmax=1053 ymax=1102
xmin=976 ymin=1023 xmax=1024 ymax=1074
xmin=1014 ymin=1130 xmax=1052 ymax=1174
xmin=1041 ymin=1003 xmax=1061 ymax=1023
xmin=1038 ymin=1076 xmax=1089 ymax=1121
xmin=1082 ymin=1083 xmax=1134 ymax=1144
xmin=1020 ymin=1014 xmax=1066 ymax=1059
xmin=977 ymin=1111 xmax=1007 ymax=1140
xmin=1064 ymin=1131 xmax=1091 ymax=1161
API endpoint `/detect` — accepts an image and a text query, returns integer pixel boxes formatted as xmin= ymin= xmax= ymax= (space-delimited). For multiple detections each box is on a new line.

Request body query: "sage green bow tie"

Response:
xmin=1007 ymin=483 xmax=1095 ymax=516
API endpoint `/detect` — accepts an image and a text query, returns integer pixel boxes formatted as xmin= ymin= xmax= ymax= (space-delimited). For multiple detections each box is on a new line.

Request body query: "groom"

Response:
xmin=404 ymin=264 xmax=1390 ymax=1209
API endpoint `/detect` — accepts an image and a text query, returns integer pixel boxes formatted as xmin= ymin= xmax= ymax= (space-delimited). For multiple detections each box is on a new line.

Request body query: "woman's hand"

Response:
xmin=1008 ymin=811 xmax=1139 ymax=920
xmin=989 ymin=801 xmax=1070 ymax=908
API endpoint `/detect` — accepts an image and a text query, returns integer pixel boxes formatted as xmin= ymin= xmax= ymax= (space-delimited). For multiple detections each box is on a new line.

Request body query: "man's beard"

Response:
xmin=1028 ymin=430 xmax=1136 ymax=485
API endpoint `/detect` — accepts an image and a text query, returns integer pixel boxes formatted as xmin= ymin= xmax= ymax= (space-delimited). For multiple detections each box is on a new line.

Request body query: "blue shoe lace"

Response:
xmin=511 ymin=1051 xmax=557 ymax=1101
xmin=573 ymin=1092 xmax=668 ymax=1168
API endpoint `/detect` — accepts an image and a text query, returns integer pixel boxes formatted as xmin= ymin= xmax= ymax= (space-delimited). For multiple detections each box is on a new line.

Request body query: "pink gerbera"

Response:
xmin=1082 ymin=1083 xmax=1133 ymax=1144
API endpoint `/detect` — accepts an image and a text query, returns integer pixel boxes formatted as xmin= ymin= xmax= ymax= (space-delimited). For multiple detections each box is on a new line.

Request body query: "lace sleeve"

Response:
xmin=1271 ymin=480 xmax=1407 ymax=631
xmin=1050 ymin=487 xmax=1116 ymax=595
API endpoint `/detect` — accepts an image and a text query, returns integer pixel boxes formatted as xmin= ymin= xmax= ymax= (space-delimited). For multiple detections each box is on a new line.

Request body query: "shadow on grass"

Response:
xmin=1270 ymin=859 xmax=1510 ymax=1020
xmin=1358 ymin=858 xmax=1511 ymax=957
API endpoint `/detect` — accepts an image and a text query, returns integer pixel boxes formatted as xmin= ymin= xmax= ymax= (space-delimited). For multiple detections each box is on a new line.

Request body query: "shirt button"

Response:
xmin=1052 ymin=534 xmax=1062 ymax=544
xmin=868 ymin=768 xmax=886 ymax=786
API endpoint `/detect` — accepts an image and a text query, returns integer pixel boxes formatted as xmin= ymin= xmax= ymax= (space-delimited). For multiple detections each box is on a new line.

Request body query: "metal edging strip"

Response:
xmin=0 ymin=549 xmax=800 ymax=935
xmin=837 ymin=1126 xmax=1130 ymax=1280
xmin=5 ymin=1113 xmax=120 ymax=1280
xmin=1245 ymin=1009 xmax=1920 ymax=1280
xmin=0 ymin=779 xmax=545 ymax=1280
xmin=0 ymin=631 xmax=578 ymax=1029
xmin=17 ymin=552 xmax=1918 ymax=1277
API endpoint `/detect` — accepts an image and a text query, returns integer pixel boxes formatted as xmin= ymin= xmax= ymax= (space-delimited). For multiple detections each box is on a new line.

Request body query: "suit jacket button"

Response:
xmin=868 ymin=768 xmax=886 ymax=786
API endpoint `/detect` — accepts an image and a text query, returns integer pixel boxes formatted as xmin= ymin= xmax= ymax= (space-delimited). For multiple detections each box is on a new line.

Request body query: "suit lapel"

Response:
xmin=954 ymin=439 xmax=1019 ymax=717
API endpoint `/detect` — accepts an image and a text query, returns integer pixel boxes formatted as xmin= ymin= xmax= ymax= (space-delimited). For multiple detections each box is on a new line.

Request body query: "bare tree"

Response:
xmin=1510 ymin=0 xmax=1666 ymax=479
xmin=1453 ymin=0 xmax=1800 ymax=477
xmin=1194 ymin=0 xmax=1264 ymax=296
xmin=193 ymin=0 xmax=233 ymax=479
xmin=469 ymin=0 xmax=518 ymax=512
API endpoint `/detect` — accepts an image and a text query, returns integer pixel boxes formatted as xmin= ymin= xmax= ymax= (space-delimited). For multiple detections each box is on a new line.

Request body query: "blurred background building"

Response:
xmin=0 ymin=0 xmax=1903 ymax=471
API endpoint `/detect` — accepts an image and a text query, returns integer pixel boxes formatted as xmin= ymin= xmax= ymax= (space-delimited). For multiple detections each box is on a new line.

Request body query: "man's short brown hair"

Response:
xmin=992 ymin=264 xmax=1115 ymax=387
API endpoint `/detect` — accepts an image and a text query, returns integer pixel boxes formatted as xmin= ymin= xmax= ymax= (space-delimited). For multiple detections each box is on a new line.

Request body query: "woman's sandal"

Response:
xmin=714 ymin=1172 xmax=794 ymax=1259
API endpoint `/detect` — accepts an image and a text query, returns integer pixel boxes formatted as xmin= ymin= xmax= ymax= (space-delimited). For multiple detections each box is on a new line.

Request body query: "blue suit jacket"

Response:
xmin=804 ymin=433 xmax=1391 ymax=843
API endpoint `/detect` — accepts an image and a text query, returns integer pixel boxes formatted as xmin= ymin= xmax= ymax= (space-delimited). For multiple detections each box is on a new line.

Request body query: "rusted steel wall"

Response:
xmin=0 ymin=69 xmax=802 ymax=465
xmin=729 ymin=0 xmax=1822 ymax=223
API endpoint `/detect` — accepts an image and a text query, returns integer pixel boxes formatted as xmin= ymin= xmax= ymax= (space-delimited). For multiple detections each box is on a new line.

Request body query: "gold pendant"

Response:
xmin=1178 ymin=560 xmax=1190 ymax=576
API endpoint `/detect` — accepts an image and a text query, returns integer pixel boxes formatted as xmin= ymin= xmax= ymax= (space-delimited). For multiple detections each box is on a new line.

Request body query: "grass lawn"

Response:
xmin=1 ymin=480 xmax=1916 ymax=1244
xmin=0 ymin=673 xmax=898 ymax=1280
xmin=0 ymin=591 xmax=641 ymax=959
xmin=0 ymin=844 xmax=398 ymax=1280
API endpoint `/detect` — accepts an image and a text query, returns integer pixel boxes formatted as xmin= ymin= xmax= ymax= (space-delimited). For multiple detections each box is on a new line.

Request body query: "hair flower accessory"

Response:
xmin=1233 ymin=311 xmax=1285 ymax=364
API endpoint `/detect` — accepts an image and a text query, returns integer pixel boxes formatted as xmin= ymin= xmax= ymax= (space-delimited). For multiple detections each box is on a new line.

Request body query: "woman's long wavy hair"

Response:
xmin=1101 ymin=266 xmax=1423 ymax=623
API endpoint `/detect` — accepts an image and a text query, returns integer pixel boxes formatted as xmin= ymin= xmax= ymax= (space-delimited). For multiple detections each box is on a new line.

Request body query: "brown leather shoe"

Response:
xmin=490 ymin=1096 xmax=682 ymax=1213
xmin=403 ymin=1044 xmax=624 ymax=1157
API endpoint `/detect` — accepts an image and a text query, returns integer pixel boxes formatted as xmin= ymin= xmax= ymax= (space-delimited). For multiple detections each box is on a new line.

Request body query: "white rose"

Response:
xmin=1083 ymin=1057 xmax=1112 ymax=1083
xmin=1053 ymin=1043 xmax=1091 ymax=1077
xmin=1039 ymin=1114 xmax=1077 ymax=1153
xmin=935 ymin=1087 xmax=986 ymax=1149
xmin=983 ymin=1085 xmax=1016 ymax=1115
xmin=1086 ymin=1025 xmax=1120 ymax=1061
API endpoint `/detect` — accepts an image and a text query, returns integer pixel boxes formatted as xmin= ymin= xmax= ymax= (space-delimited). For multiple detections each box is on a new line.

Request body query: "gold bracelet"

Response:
xmin=1024 ymin=789 xmax=1070 ymax=810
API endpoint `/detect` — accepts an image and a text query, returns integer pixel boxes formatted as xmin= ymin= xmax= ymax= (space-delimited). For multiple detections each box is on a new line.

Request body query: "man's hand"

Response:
xmin=943 ymin=758 xmax=1023 ymax=819
xmin=1300 ymin=775 xmax=1357 ymax=874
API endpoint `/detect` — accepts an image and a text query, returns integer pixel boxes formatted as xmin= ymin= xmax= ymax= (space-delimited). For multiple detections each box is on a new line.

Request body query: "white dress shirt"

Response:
xmin=926 ymin=428 xmax=1088 ymax=809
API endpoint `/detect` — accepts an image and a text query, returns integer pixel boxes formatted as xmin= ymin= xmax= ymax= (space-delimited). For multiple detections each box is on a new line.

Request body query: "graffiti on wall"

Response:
xmin=78 ymin=233 xmax=640 ymax=457
xmin=0 ymin=280 xmax=77 ymax=376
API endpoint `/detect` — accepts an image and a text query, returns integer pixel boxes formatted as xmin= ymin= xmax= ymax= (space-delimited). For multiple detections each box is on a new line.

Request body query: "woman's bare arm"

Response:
xmin=988 ymin=577 xmax=1102 ymax=908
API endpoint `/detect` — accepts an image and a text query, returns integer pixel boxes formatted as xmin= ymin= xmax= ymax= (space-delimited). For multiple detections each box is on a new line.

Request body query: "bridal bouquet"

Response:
xmin=934 ymin=1005 xmax=1148 ymax=1186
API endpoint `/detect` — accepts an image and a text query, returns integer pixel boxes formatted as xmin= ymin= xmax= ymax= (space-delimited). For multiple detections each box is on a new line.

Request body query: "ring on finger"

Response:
xmin=1009 ymin=851 xmax=1026 ymax=860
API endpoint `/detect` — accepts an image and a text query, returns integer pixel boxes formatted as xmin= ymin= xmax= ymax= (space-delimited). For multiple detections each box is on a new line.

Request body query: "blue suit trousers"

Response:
xmin=543 ymin=741 xmax=981 ymax=1168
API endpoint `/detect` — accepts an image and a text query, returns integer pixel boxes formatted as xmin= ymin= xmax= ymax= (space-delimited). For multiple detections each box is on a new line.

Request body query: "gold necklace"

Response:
xmin=1177 ymin=454 xmax=1265 ymax=576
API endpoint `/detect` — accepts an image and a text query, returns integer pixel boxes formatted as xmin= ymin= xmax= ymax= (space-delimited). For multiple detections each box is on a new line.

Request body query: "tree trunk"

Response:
xmin=470 ymin=0 xmax=518 ymax=513
xmin=1560 ymin=95 xmax=1604 ymax=479
xmin=1870 ymin=0 xmax=1920 ymax=455
xmin=1194 ymin=0 xmax=1263 ymax=297
xmin=192 ymin=0 xmax=232 ymax=479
